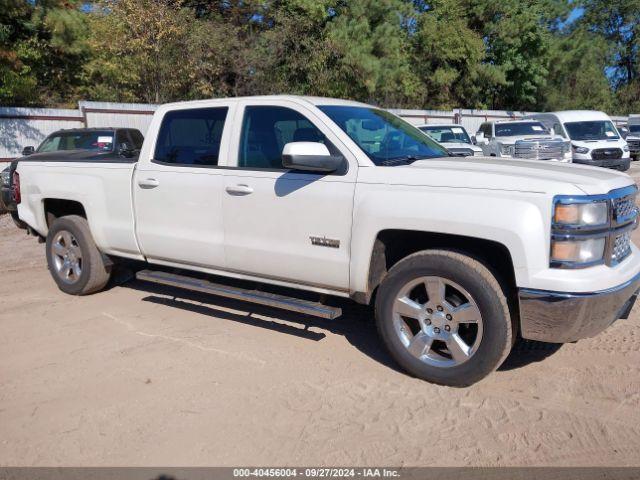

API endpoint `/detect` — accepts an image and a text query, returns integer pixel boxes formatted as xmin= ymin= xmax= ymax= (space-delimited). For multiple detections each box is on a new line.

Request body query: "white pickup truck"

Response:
xmin=475 ymin=119 xmax=572 ymax=162
xmin=12 ymin=95 xmax=640 ymax=386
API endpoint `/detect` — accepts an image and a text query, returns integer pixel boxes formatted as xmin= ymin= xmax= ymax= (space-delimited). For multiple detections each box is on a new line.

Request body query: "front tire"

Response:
xmin=375 ymin=250 xmax=512 ymax=387
xmin=46 ymin=215 xmax=111 ymax=295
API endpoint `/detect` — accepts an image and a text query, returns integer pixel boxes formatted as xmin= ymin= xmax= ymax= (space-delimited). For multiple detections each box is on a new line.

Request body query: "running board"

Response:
xmin=135 ymin=269 xmax=342 ymax=320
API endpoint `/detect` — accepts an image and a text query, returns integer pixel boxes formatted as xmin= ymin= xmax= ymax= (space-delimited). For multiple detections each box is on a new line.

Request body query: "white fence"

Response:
xmin=0 ymin=102 xmax=158 ymax=162
xmin=0 ymin=101 xmax=631 ymax=163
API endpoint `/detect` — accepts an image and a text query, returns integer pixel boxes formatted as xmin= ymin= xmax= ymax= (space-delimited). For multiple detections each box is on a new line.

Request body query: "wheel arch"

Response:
xmin=352 ymin=229 xmax=517 ymax=307
xmin=43 ymin=198 xmax=87 ymax=228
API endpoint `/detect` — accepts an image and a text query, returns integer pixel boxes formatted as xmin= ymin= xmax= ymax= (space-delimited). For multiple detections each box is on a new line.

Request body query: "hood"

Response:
xmin=18 ymin=149 xmax=122 ymax=162
xmin=443 ymin=142 xmax=482 ymax=152
xmin=571 ymin=138 xmax=626 ymax=147
xmin=360 ymin=156 xmax=633 ymax=196
xmin=494 ymin=135 xmax=562 ymax=144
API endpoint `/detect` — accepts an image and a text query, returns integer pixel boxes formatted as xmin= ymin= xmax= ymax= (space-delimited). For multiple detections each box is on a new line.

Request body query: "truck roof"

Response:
xmin=416 ymin=124 xmax=465 ymax=129
xmin=544 ymin=111 xmax=613 ymax=122
xmin=51 ymin=127 xmax=129 ymax=133
xmin=160 ymin=95 xmax=371 ymax=110
xmin=491 ymin=119 xmax=542 ymax=124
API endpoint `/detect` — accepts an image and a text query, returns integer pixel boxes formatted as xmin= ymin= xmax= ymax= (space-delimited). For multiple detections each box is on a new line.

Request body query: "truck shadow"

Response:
xmin=125 ymin=278 xmax=401 ymax=373
xmin=121 ymin=274 xmax=564 ymax=376
xmin=498 ymin=339 xmax=563 ymax=371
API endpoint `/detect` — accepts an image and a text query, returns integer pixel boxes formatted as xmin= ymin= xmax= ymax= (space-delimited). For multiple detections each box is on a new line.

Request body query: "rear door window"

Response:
xmin=154 ymin=107 xmax=229 ymax=166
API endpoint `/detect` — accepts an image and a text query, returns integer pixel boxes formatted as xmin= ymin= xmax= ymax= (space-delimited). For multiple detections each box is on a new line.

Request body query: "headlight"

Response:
xmin=553 ymin=201 xmax=608 ymax=227
xmin=623 ymin=145 xmax=630 ymax=152
xmin=572 ymin=144 xmax=589 ymax=154
xmin=551 ymin=237 xmax=606 ymax=264
xmin=500 ymin=144 xmax=514 ymax=155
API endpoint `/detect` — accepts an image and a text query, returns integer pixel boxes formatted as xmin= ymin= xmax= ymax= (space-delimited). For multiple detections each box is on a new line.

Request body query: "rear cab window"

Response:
xmin=154 ymin=107 xmax=229 ymax=166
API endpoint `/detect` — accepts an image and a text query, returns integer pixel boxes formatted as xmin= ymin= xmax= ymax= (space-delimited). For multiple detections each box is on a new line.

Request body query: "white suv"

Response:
xmin=475 ymin=120 xmax=571 ymax=162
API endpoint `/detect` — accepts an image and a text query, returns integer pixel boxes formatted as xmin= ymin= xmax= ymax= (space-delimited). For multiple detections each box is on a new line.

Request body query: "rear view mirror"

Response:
xmin=22 ymin=146 xmax=35 ymax=156
xmin=282 ymin=142 xmax=344 ymax=173
xmin=361 ymin=119 xmax=384 ymax=131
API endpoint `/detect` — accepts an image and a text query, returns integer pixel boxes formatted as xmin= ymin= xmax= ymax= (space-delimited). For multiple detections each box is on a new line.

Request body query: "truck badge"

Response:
xmin=310 ymin=236 xmax=340 ymax=248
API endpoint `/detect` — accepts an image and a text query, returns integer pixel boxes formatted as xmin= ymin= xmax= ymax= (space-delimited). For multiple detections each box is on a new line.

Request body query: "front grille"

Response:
xmin=608 ymin=187 xmax=638 ymax=264
xmin=613 ymin=194 xmax=637 ymax=223
xmin=514 ymin=139 xmax=564 ymax=160
xmin=591 ymin=148 xmax=623 ymax=160
xmin=611 ymin=232 xmax=632 ymax=264
xmin=627 ymin=140 xmax=640 ymax=150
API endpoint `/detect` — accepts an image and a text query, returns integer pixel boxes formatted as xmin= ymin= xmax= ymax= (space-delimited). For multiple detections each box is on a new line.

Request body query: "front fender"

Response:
xmin=349 ymin=183 xmax=552 ymax=294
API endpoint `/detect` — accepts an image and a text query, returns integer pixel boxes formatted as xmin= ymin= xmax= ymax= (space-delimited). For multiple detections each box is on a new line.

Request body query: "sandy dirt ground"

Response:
xmin=1 ymin=164 xmax=640 ymax=467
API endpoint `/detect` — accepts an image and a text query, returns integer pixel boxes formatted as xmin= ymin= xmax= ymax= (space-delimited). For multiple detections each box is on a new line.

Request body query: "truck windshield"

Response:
xmin=37 ymin=131 xmax=115 ymax=153
xmin=629 ymin=125 xmax=640 ymax=134
xmin=419 ymin=126 xmax=471 ymax=144
xmin=564 ymin=121 xmax=619 ymax=141
xmin=494 ymin=122 xmax=548 ymax=137
xmin=318 ymin=106 xmax=449 ymax=165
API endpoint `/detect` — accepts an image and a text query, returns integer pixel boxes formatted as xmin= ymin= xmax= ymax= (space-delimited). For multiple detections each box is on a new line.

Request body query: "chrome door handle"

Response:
xmin=138 ymin=178 xmax=160 ymax=189
xmin=225 ymin=184 xmax=254 ymax=196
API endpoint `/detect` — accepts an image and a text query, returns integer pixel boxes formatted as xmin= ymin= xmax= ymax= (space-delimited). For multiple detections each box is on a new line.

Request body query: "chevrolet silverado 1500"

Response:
xmin=12 ymin=96 xmax=640 ymax=386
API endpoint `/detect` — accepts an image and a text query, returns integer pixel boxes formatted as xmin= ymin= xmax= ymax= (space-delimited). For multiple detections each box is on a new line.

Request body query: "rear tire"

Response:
xmin=375 ymin=250 xmax=512 ymax=387
xmin=45 ymin=215 xmax=111 ymax=295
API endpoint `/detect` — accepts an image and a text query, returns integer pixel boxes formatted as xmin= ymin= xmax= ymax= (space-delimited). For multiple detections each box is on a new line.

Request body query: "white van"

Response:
xmin=526 ymin=111 xmax=630 ymax=171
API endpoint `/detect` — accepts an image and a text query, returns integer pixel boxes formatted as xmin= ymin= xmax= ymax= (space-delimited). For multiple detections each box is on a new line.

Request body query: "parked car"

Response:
xmin=417 ymin=124 xmax=483 ymax=157
xmin=20 ymin=127 xmax=144 ymax=160
xmin=627 ymin=114 xmax=640 ymax=160
xmin=12 ymin=95 xmax=640 ymax=386
xmin=475 ymin=119 xmax=571 ymax=162
xmin=1 ymin=127 xmax=145 ymax=221
xmin=0 ymin=165 xmax=10 ymax=214
xmin=526 ymin=111 xmax=630 ymax=171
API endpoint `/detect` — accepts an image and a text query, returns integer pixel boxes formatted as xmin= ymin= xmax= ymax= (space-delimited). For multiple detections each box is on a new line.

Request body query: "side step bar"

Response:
xmin=135 ymin=269 xmax=342 ymax=320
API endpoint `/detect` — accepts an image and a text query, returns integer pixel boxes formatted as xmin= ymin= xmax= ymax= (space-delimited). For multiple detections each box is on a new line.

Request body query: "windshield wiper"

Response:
xmin=380 ymin=155 xmax=435 ymax=166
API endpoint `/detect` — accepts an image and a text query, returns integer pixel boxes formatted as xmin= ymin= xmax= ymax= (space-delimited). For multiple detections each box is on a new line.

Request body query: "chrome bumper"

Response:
xmin=518 ymin=272 xmax=640 ymax=343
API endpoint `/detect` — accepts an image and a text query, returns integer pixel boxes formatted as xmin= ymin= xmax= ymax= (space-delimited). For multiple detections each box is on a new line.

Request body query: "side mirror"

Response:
xmin=471 ymin=135 xmax=477 ymax=145
xmin=22 ymin=146 xmax=35 ymax=156
xmin=549 ymin=127 xmax=555 ymax=136
xmin=118 ymin=142 xmax=134 ymax=158
xmin=282 ymin=142 xmax=344 ymax=173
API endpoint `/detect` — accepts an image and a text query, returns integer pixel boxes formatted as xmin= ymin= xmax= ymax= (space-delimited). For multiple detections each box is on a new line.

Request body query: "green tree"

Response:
xmin=542 ymin=27 xmax=615 ymax=111
xmin=411 ymin=0 xmax=490 ymax=109
xmin=84 ymin=0 xmax=194 ymax=103
xmin=0 ymin=0 xmax=38 ymax=105
xmin=320 ymin=0 xmax=421 ymax=107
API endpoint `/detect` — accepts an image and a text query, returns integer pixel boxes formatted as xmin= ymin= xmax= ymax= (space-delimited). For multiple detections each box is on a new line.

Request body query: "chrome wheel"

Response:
xmin=50 ymin=230 xmax=83 ymax=284
xmin=392 ymin=276 xmax=483 ymax=368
